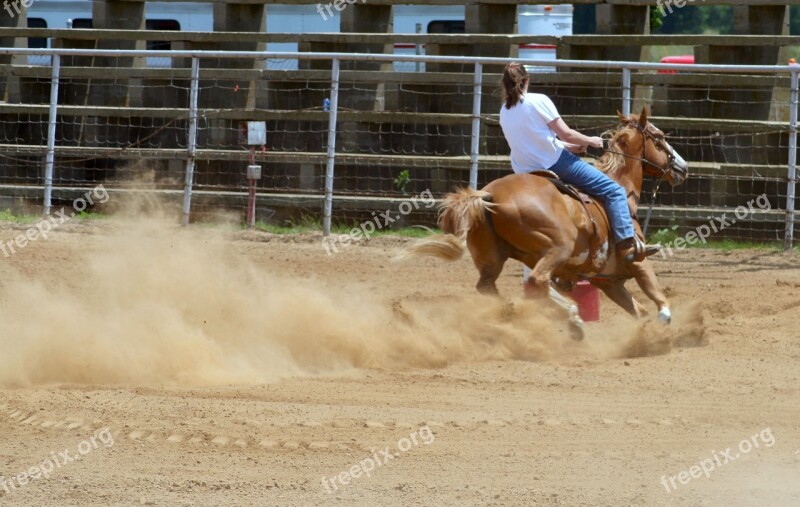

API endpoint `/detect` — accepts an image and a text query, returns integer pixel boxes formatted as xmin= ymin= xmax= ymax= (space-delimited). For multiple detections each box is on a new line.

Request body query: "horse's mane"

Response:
xmin=595 ymin=129 xmax=624 ymax=177
xmin=596 ymin=114 xmax=640 ymax=179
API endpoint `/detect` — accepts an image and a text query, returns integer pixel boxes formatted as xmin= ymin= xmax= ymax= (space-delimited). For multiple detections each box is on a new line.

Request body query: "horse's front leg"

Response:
xmin=525 ymin=247 xmax=585 ymax=340
xmin=629 ymin=260 xmax=671 ymax=323
xmin=593 ymin=279 xmax=648 ymax=319
xmin=546 ymin=285 xmax=585 ymax=341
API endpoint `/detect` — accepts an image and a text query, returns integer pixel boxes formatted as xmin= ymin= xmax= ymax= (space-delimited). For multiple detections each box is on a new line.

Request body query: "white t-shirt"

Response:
xmin=499 ymin=93 xmax=565 ymax=173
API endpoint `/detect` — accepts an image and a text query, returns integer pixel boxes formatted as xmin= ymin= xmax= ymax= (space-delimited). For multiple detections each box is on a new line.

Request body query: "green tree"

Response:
xmin=652 ymin=5 xmax=733 ymax=35
xmin=791 ymin=6 xmax=800 ymax=34
xmin=574 ymin=5 xmax=734 ymax=35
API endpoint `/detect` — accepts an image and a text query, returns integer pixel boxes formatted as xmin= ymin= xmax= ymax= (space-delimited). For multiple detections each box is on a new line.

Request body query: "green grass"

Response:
xmin=0 ymin=208 xmax=110 ymax=224
xmin=0 ymin=209 xmax=41 ymax=224
xmin=368 ymin=226 xmax=435 ymax=238
xmin=252 ymin=216 xmax=435 ymax=238
xmin=252 ymin=215 xmax=321 ymax=234
xmin=698 ymin=239 xmax=786 ymax=251
xmin=72 ymin=210 xmax=110 ymax=221
xmin=649 ymin=225 xmax=796 ymax=252
xmin=648 ymin=224 xmax=681 ymax=244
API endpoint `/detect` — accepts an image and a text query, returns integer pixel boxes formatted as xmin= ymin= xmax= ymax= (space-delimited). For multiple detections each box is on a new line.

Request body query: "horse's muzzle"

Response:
xmin=668 ymin=157 xmax=689 ymax=187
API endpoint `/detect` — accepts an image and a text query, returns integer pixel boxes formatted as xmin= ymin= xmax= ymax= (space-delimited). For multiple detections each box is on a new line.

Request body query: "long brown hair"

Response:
xmin=502 ymin=62 xmax=529 ymax=109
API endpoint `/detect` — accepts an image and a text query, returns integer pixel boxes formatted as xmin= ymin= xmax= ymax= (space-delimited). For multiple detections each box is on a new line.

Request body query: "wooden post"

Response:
xmin=209 ymin=3 xmax=265 ymax=110
xmin=465 ymin=4 xmax=517 ymax=72
xmin=694 ymin=6 xmax=790 ymax=174
xmin=91 ymin=0 xmax=146 ymax=106
xmin=336 ymin=5 xmax=394 ymax=191
xmin=340 ymin=4 xmax=393 ymax=69
xmin=562 ymin=5 xmax=648 ymax=116
xmin=0 ymin=2 xmax=25 ymax=104
xmin=194 ymin=3 xmax=266 ymax=191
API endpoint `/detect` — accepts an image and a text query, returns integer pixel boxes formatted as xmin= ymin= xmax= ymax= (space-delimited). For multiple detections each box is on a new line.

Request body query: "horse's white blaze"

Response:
xmin=567 ymin=249 xmax=589 ymax=265
xmin=650 ymin=122 xmax=687 ymax=170
xmin=666 ymin=140 xmax=687 ymax=168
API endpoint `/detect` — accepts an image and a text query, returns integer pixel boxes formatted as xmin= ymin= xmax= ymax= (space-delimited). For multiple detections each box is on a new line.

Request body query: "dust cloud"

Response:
xmin=0 ymin=211 xmax=705 ymax=387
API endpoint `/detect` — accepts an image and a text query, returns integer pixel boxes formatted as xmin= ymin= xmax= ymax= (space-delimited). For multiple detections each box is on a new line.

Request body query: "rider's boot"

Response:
xmin=616 ymin=237 xmax=661 ymax=264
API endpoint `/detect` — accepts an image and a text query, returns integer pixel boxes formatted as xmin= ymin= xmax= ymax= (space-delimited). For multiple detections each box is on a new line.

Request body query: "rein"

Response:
xmin=586 ymin=124 xmax=672 ymax=237
xmin=635 ymin=126 xmax=666 ymax=238
xmin=595 ymin=132 xmax=673 ymax=177
xmin=641 ymin=176 xmax=664 ymax=238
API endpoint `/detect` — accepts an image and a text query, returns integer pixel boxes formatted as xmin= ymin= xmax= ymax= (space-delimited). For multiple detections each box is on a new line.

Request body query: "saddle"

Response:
xmin=529 ymin=170 xmax=602 ymax=241
xmin=530 ymin=170 xmax=593 ymax=205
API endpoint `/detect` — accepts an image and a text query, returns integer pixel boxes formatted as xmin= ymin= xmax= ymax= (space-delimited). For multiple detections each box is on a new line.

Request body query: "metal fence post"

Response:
xmin=182 ymin=56 xmax=200 ymax=226
xmin=621 ymin=67 xmax=631 ymax=116
xmin=323 ymin=58 xmax=340 ymax=237
xmin=43 ymin=54 xmax=60 ymax=216
xmin=415 ymin=23 xmax=423 ymax=73
xmin=469 ymin=62 xmax=483 ymax=190
xmin=785 ymin=69 xmax=798 ymax=250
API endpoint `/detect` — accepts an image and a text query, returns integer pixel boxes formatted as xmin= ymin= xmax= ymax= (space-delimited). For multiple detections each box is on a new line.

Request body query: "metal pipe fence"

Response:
xmin=322 ymin=58 xmax=340 ymax=237
xmin=0 ymin=47 xmax=797 ymax=247
xmin=786 ymin=71 xmax=799 ymax=249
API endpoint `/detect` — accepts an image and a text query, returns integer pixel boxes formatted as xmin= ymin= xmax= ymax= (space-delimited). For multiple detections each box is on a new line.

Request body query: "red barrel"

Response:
xmin=570 ymin=280 xmax=600 ymax=322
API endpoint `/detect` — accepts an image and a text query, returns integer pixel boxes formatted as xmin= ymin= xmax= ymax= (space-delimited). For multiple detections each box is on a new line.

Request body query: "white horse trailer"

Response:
xmin=392 ymin=5 xmax=573 ymax=72
xmin=25 ymin=1 xmax=572 ymax=71
xmin=518 ymin=4 xmax=572 ymax=72
xmin=26 ymin=0 xmax=214 ymax=66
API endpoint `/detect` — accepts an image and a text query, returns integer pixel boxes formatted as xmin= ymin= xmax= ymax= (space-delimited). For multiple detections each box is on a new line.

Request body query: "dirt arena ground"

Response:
xmin=0 ymin=216 xmax=798 ymax=506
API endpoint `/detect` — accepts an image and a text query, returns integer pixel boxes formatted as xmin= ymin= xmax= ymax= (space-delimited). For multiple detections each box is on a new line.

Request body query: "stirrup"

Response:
xmin=619 ymin=237 xmax=662 ymax=263
xmin=636 ymin=236 xmax=662 ymax=258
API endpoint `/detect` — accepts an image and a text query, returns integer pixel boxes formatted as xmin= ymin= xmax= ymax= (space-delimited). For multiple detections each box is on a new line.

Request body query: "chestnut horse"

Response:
xmin=405 ymin=108 xmax=689 ymax=340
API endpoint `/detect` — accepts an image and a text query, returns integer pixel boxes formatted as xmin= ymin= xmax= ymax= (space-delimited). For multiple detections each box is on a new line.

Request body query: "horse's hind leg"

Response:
xmin=476 ymin=263 xmax=505 ymax=296
xmin=468 ymin=225 xmax=507 ymax=296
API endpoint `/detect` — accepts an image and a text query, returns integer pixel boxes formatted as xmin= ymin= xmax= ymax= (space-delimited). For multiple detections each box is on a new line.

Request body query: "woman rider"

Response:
xmin=498 ymin=62 xmax=660 ymax=264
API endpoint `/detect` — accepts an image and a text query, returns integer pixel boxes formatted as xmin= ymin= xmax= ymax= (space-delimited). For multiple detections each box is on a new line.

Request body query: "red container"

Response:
xmin=570 ymin=280 xmax=600 ymax=322
xmin=658 ymin=55 xmax=694 ymax=74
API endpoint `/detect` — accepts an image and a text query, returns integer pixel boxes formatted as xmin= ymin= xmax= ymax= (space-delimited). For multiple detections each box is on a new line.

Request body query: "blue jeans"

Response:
xmin=546 ymin=149 xmax=634 ymax=243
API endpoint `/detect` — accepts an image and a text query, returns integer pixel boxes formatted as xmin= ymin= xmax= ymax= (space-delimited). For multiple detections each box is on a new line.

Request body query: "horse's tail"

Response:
xmin=399 ymin=187 xmax=496 ymax=262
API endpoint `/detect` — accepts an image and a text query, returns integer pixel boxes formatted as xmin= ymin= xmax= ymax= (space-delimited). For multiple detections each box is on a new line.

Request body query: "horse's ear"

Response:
xmin=616 ymin=110 xmax=627 ymax=122
xmin=639 ymin=106 xmax=649 ymax=126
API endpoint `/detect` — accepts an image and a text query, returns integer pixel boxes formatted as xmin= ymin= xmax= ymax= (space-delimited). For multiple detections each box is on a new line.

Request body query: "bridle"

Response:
xmin=603 ymin=122 xmax=676 ymax=179
xmin=600 ymin=122 xmax=677 ymax=236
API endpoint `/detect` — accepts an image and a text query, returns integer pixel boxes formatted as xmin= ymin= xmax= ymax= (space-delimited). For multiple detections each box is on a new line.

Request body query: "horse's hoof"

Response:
xmin=658 ymin=308 xmax=672 ymax=325
xmin=568 ymin=318 xmax=585 ymax=341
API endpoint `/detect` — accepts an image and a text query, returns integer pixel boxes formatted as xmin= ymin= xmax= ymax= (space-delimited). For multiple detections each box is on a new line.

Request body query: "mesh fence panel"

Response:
xmin=0 ymin=50 xmax=796 ymax=244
